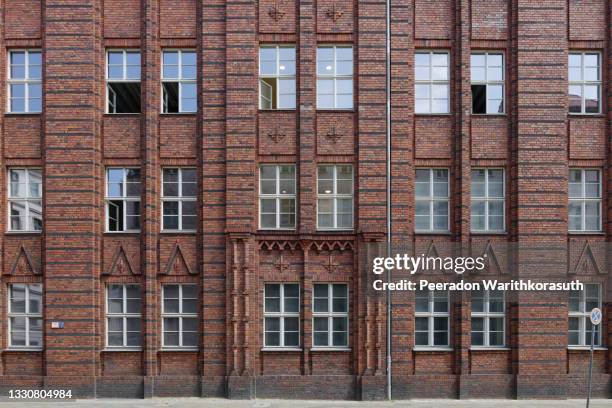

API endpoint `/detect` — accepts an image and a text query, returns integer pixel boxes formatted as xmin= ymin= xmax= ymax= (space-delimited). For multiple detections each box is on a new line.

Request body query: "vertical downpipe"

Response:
xmin=385 ymin=0 xmax=392 ymax=400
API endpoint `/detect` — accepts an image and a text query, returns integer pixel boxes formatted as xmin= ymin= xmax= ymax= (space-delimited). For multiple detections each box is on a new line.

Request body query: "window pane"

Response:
xmin=10 ymin=284 xmax=26 ymax=313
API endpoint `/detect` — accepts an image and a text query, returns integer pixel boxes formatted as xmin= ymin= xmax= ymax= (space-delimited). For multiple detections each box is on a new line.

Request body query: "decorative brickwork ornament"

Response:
xmin=268 ymin=1 xmax=285 ymax=21
xmin=267 ymin=126 xmax=286 ymax=143
xmin=325 ymin=3 xmax=344 ymax=22
xmin=326 ymin=124 xmax=342 ymax=143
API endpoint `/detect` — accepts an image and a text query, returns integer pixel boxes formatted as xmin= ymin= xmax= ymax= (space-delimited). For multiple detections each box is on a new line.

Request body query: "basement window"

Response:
xmin=471 ymin=52 xmax=504 ymax=114
xmin=106 ymin=50 xmax=141 ymax=114
xmin=162 ymin=50 xmax=196 ymax=113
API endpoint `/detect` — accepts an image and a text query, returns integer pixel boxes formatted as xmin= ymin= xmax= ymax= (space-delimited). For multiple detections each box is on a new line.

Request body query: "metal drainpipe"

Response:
xmin=385 ymin=0 xmax=392 ymax=400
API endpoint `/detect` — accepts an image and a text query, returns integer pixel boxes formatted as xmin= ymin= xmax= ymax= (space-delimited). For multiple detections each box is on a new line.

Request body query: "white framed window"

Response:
xmin=8 ymin=50 xmax=42 ymax=113
xmin=105 ymin=168 xmax=141 ymax=232
xmin=317 ymin=165 xmax=353 ymax=230
xmin=415 ymin=168 xmax=449 ymax=232
xmin=106 ymin=284 xmax=141 ymax=348
xmin=569 ymin=52 xmax=601 ymax=114
xmin=162 ymin=49 xmax=196 ymax=113
xmin=471 ymin=290 xmax=505 ymax=347
xmin=8 ymin=283 xmax=42 ymax=349
xmin=162 ymin=168 xmax=197 ymax=231
xmin=7 ymin=168 xmax=42 ymax=232
xmin=312 ymin=283 xmax=348 ymax=348
xmin=259 ymin=45 xmax=296 ymax=109
xmin=471 ymin=52 xmax=504 ymax=114
xmin=569 ymin=169 xmax=601 ymax=232
xmin=316 ymin=45 xmax=353 ymax=109
xmin=162 ymin=284 xmax=198 ymax=348
xmin=471 ymin=169 xmax=505 ymax=232
xmin=415 ymin=51 xmax=449 ymax=114
xmin=106 ymin=49 xmax=141 ymax=114
xmin=415 ymin=290 xmax=449 ymax=347
xmin=569 ymin=283 xmax=602 ymax=346
xmin=259 ymin=165 xmax=296 ymax=230
xmin=264 ymin=283 xmax=300 ymax=348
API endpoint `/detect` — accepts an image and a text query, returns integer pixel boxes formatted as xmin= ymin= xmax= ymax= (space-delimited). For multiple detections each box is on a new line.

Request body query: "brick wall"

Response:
xmin=0 ymin=0 xmax=608 ymax=401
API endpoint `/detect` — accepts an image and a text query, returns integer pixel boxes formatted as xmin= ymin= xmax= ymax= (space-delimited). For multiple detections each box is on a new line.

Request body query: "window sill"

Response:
xmin=470 ymin=231 xmax=507 ymax=235
xmin=4 ymin=112 xmax=41 ymax=116
xmin=413 ymin=347 xmax=452 ymax=352
xmin=310 ymin=347 xmax=351 ymax=352
xmin=160 ymin=347 xmax=199 ymax=352
xmin=316 ymin=229 xmax=354 ymax=233
xmin=5 ymin=230 xmax=42 ymax=235
xmin=258 ymin=228 xmax=297 ymax=232
xmin=160 ymin=230 xmax=197 ymax=234
xmin=160 ymin=112 xmax=197 ymax=116
xmin=568 ymin=231 xmax=605 ymax=235
xmin=568 ymin=113 xmax=604 ymax=117
xmin=104 ymin=231 xmax=141 ymax=235
xmin=103 ymin=348 xmax=142 ymax=352
xmin=470 ymin=346 xmax=510 ymax=351
xmin=259 ymin=109 xmax=296 ymax=112
xmin=471 ymin=113 xmax=506 ymax=117
xmin=316 ymin=109 xmax=355 ymax=113
xmin=261 ymin=347 xmax=302 ymax=352
xmin=414 ymin=231 xmax=452 ymax=235
xmin=4 ymin=347 xmax=43 ymax=352
xmin=568 ymin=346 xmax=608 ymax=351
xmin=414 ymin=113 xmax=452 ymax=117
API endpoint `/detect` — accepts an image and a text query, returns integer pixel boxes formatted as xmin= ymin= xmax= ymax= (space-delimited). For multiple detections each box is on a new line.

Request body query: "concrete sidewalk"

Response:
xmin=0 ymin=399 xmax=610 ymax=407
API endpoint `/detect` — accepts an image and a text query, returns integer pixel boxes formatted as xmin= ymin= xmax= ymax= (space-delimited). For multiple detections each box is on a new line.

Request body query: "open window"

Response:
xmin=162 ymin=50 xmax=197 ymax=113
xmin=470 ymin=53 xmax=504 ymax=114
xmin=259 ymin=45 xmax=296 ymax=110
xmin=106 ymin=50 xmax=141 ymax=114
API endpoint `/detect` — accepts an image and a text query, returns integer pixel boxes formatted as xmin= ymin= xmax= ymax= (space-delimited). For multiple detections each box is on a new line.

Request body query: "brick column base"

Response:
xmin=226 ymin=375 xmax=253 ymax=399
xmin=360 ymin=375 xmax=386 ymax=401
xmin=516 ymin=374 xmax=568 ymax=399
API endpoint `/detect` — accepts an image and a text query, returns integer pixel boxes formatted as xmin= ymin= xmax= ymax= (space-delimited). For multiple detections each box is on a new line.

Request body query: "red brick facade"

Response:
xmin=0 ymin=0 xmax=609 ymax=401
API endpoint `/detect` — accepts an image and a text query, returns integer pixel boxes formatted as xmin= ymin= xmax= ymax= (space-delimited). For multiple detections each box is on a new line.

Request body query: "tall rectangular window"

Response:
xmin=471 ymin=290 xmax=505 ymax=347
xmin=415 ymin=290 xmax=449 ymax=347
xmin=569 ymin=169 xmax=601 ymax=232
xmin=415 ymin=169 xmax=449 ymax=232
xmin=471 ymin=52 xmax=504 ymax=114
xmin=8 ymin=50 xmax=41 ymax=113
xmin=264 ymin=283 xmax=299 ymax=348
xmin=259 ymin=45 xmax=296 ymax=109
xmin=162 ymin=284 xmax=198 ymax=348
xmin=106 ymin=50 xmax=141 ymax=113
xmin=569 ymin=284 xmax=601 ymax=346
xmin=312 ymin=284 xmax=348 ymax=348
xmin=162 ymin=168 xmax=197 ymax=231
xmin=471 ymin=169 xmax=504 ymax=232
xmin=162 ymin=50 xmax=196 ymax=113
xmin=317 ymin=165 xmax=353 ymax=230
xmin=259 ymin=165 xmax=296 ymax=230
xmin=8 ymin=168 xmax=42 ymax=232
xmin=415 ymin=51 xmax=449 ymax=114
xmin=569 ymin=52 xmax=601 ymax=114
xmin=8 ymin=283 xmax=42 ymax=348
xmin=316 ymin=45 xmax=353 ymax=109
xmin=106 ymin=168 xmax=141 ymax=232
xmin=106 ymin=284 xmax=141 ymax=348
